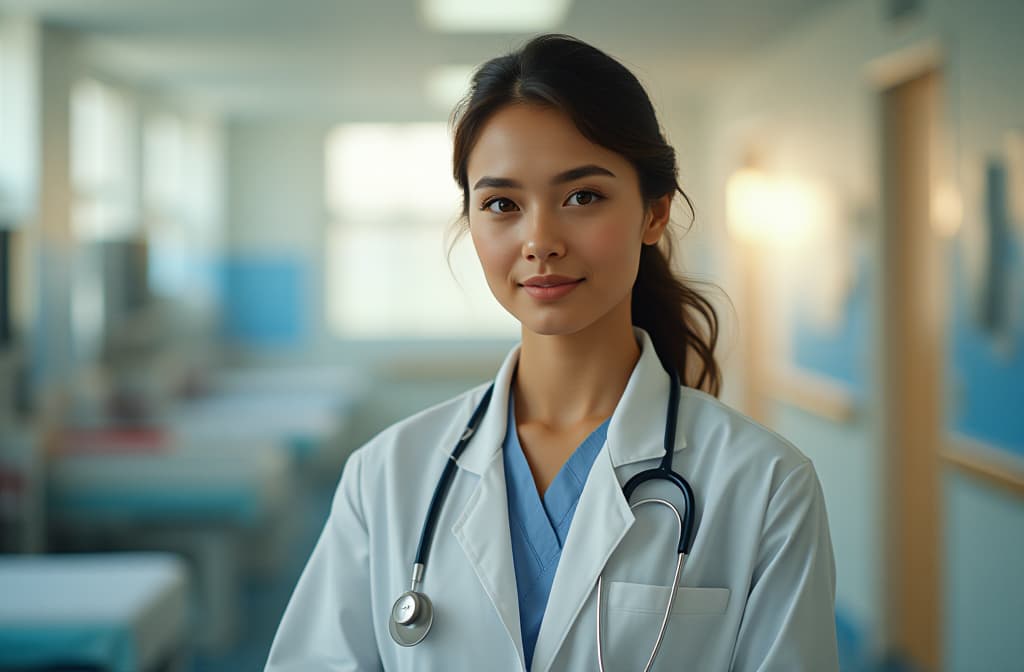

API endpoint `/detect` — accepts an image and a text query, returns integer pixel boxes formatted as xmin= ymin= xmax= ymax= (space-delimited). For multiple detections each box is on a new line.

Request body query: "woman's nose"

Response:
xmin=522 ymin=210 xmax=566 ymax=262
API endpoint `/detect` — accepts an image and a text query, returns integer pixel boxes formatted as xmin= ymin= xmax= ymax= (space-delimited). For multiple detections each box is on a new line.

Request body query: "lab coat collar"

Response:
xmin=605 ymin=327 xmax=689 ymax=465
xmin=454 ymin=343 xmax=518 ymax=475
xmin=455 ymin=327 xmax=686 ymax=476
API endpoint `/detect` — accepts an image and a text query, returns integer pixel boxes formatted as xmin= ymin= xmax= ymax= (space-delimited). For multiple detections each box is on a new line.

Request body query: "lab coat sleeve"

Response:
xmin=729 ymin=460 xmax=839 ymax=671
xmin=265 ymin=448 xmax=383 ymax=671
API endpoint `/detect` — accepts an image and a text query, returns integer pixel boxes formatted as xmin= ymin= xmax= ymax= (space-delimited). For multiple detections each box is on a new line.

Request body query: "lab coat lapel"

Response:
xmin=451 ymin=343 xmax=526 ymax=668
xmin=605 ymin=328 xmax=685 ymax=468
xmin=452 ymin=450 xmax=526 ymax=669
xmin=529 ymin=447 xmax=634 ymax=672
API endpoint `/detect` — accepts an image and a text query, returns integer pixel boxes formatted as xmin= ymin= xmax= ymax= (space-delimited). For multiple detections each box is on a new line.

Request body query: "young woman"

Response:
xmin=267 ymin=34 xmax=838 ymax=671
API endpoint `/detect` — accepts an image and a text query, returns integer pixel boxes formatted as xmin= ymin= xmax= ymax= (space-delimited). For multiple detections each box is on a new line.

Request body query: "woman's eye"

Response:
xmin=565 ymin=190 xmax=601 ymax=206
xmin=482 ymin=197 xmax=518 ymax=213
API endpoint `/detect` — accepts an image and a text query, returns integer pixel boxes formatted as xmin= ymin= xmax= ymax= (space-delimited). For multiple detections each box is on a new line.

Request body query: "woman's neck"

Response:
xmin=514 ymin=316 xmax=640 ymax=431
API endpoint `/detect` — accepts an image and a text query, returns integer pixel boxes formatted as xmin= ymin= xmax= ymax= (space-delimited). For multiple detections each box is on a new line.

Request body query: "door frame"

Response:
xmin=868 ymin=40 xmax=949 ymax=670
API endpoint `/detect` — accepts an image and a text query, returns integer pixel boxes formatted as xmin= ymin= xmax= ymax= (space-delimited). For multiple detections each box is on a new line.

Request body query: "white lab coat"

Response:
xmin=266 ymin=329 xmax=839 ymax=671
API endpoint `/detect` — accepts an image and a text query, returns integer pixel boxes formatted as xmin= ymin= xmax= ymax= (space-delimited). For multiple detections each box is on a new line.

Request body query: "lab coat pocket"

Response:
xmin=601 ymin=582 xmax=731 ymax=671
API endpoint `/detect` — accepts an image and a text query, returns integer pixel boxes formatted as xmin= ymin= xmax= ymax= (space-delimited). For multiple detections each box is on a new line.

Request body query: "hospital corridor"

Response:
xmin=0 ymin=0 xmax=1021 ymax=670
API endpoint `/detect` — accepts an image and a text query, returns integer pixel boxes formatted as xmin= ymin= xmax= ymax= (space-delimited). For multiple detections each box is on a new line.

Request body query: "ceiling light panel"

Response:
xmin=420 ymin=0 xmax=571 ymax=33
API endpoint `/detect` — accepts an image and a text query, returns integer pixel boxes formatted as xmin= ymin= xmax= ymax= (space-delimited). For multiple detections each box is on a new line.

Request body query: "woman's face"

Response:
xmin=466 ymin=103 xmax=670 ymax=339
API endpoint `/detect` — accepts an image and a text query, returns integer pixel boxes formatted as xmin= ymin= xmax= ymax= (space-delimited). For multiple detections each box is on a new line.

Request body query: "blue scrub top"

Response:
xmin=503 ymin=392 xmax=610 ymax=670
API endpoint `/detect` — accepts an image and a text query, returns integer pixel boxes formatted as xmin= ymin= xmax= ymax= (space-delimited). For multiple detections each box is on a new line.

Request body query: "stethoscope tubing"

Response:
xmin=413 ymin=384 xmax=494 ymax=567
xmin=619 ymin=374 xmax=695 ymax=555
xmin=596 ymin=497 xmax=688 ymax=672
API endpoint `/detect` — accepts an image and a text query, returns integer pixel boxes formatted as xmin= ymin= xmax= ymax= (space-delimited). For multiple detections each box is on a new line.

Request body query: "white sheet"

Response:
xmin=48 ymin=436 xmax=291 ymax=526
xmin=0 ymin=553 xmax=189 ymax=671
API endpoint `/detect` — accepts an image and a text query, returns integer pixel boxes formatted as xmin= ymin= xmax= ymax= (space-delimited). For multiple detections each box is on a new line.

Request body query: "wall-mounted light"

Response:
xmin=726 ymin=168 xmax=823 ymax=248
xmin=420 ymin=0 xmax=571 ymax=32
xmin=930 ymin=180 xmax=963 ymax=238
xmin=727 ymin=165 xmax=850 ymax=331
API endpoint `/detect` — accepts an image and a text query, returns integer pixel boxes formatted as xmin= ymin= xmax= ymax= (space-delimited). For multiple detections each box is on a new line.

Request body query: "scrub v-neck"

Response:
xmin=503 ymin=391 xmax=610 ymax=670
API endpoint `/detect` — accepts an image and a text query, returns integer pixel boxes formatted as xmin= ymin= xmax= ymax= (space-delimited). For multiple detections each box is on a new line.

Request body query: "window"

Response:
xmin=0 ymin=33 xmax=6 ymax=218
xmin=144 ymin=113 xmax=222 ymax=311
xmin=69 ymin=79 xmax=138 ymax=363
xmin=324 ymin=123 xmax=516 ymax=339
xmin=0 ymin=17 xmax=40 ymax=227
xmin=70 ymin=79 xmax=138 ymax=241
xmin=0 ymin=31 xmax=15 ymax=225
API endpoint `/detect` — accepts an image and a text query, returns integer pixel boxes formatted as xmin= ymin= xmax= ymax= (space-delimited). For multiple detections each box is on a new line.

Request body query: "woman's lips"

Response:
xmin=520 ymin=275 xmax=584 ymax=300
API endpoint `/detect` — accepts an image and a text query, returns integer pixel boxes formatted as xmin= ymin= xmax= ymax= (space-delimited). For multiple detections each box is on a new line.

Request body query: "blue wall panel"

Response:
xmin=220 ymin=256 xmax=307 ymax=347
xmin=949 ymin=246 xmax=1024 ymax=458
xmin=790 ymin=254 xmax=871 ymax=396
xmin=948 ymin=160 xmax=1024 ymax=458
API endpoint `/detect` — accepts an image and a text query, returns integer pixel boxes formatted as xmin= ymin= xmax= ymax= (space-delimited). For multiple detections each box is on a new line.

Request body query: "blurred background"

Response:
xmin=0 ymin=0 xmax=1021 ymax=670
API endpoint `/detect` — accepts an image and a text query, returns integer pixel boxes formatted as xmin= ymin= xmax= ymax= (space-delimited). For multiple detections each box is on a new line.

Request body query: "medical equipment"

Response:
xmin=388 ymin=369 xmax=696 ymax=670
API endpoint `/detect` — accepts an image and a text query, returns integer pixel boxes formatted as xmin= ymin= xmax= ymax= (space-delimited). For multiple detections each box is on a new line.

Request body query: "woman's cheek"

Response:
xmin=471 ymin=228 xmax=513 ymax=282
xmin=585 ymin=217 xmax=639 ymax=262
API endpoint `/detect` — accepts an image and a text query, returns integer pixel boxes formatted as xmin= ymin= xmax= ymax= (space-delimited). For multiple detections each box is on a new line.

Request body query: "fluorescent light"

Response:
xmin=420 ymin=0 xmax=571 ymax=32
xmin=425 ymin=65 xmax=476 ymax=109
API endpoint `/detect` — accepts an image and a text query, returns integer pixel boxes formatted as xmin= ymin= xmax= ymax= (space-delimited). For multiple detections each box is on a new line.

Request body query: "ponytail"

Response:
xmin=632 ymin=207 xmax=721 ymax=397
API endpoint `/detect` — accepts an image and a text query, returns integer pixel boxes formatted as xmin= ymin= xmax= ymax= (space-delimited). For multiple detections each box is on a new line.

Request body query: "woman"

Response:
xmin=267 ymin=34 xmax=838 ymax=671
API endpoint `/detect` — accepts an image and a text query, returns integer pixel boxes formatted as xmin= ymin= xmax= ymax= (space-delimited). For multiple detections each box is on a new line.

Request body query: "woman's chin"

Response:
xmin=517 ymin=314 xmax=593 ymax=339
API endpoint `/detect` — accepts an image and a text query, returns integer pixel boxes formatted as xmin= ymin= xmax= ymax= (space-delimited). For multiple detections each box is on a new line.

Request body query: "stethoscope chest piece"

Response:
xmin=389 ymin=590 xmax=433 ymax=646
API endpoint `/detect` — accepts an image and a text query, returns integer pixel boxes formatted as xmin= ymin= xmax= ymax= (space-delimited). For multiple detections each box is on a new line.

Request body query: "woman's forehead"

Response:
xmin=466 ymin=104 xmax=631 ymax=183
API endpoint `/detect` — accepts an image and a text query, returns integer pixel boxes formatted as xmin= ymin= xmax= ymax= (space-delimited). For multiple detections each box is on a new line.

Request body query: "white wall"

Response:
xmin=227 ymin=119 xmax=328 ymax=256
xmin=944 ymin=470 xmax=1024 ymax=672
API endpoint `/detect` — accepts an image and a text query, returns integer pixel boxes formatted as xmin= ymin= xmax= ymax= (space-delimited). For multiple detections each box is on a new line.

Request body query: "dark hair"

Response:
xmin=450 ymin=34 xmax=721 ymax=397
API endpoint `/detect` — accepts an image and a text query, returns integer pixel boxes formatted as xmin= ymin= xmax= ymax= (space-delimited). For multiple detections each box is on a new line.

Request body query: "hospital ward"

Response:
xmin=0 ymin=0 xmax=1022 ymax=670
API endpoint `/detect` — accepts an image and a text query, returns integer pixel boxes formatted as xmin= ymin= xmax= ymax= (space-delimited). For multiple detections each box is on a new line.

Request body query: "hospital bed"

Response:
xmin=0 ymin=552 xmax=189 ymax=672
xmin=49 ymin=429 xmax=290 ymax=528
xmin=45 ymin=366 xmax=365 ymax=650
xmin=47 ymin=430 xmax=293 ymax=651
xmin=169 ymin=393 xmax=347 ymax=470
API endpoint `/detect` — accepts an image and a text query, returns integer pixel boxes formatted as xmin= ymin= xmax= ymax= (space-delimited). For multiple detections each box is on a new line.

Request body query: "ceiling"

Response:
xmin=0 ymin=0 xmax=839 ymax=120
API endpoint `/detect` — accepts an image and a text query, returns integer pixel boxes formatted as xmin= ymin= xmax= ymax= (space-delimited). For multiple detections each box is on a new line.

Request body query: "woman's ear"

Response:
xmin=642 ymin=193 xmax=673 ymax=245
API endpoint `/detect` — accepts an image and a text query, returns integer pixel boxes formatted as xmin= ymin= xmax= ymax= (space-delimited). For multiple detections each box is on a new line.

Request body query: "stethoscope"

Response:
xmin=389 ymin=369 xmax=696 ymax=672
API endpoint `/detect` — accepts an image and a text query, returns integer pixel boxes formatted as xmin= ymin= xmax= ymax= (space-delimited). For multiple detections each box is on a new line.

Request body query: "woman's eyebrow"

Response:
xmin=472 ymin=164 xmax=616 ymax=191
xmin=473 ymin=176 xmax=521 ymax=190
xmin=552 ymin=164 xmax=615 ymax=184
